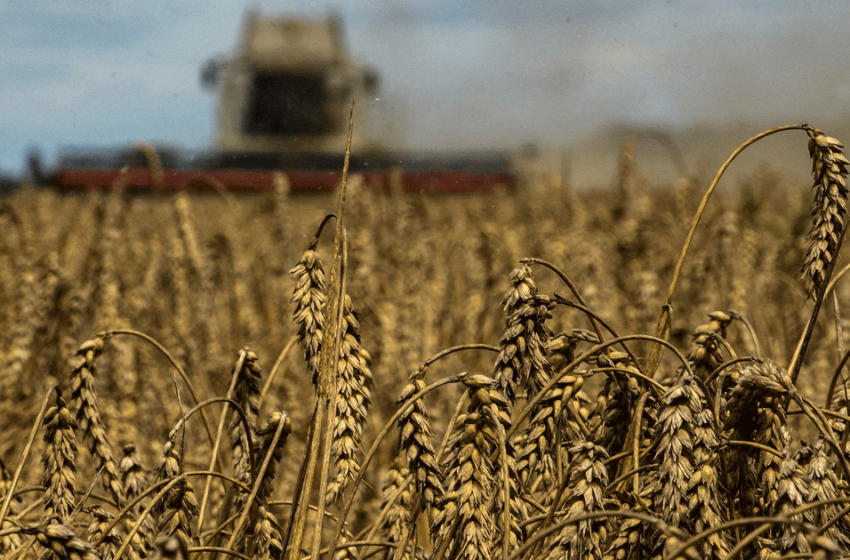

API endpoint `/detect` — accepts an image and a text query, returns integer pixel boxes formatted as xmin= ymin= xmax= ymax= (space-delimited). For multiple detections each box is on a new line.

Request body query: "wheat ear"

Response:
xmin=152 ymin=443 xmax=198 ymax=550
xmin=544 ymin=440 xmax=609 ymax=560
xmin=69 ymin=336 xmax=124 ymax=505
xmin=37 ymin=522 xmax=99 ymax=560
xmin=790 ymin=128 xmax=850 ymax=385
xmin=230 ymin=350 xmax=262 ymax=508
xmin=755 ymin=448 xmax=813 ymax=558
xmin=40 ymin=389 xmax=78 ymax=522
xmin=327 ymin=294 xmax=372 ymax=504
xmin=801 ymin=128 xmax=850 ymax=298
xmin=290 ymin=243 xmax=326 ymax=387
xmin=432 ymin=383 xmax=497 ymax=560
xmin=396 ymin=377 xmax=444 ymax=511
xmin=801 ymin=440 xmax=850 ymax=549
xmin=119 ymin=444 xmax=153 ymax=560
xmin=87 ymin=506 xmax=123 ymax=560
xmin=723 ymin=360 xmax=791 ymax=520
xmin=0 ymin=460 xmax=23 ymax=554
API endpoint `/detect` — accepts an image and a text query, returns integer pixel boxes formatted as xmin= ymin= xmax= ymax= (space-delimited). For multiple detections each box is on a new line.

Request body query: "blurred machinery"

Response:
xmin=46 ymin=11 xmax=516 ymax=193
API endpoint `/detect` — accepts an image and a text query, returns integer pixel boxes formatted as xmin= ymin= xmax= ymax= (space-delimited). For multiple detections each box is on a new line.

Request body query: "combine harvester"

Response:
xmin=48 ymin=12 xmax=517 ymax=194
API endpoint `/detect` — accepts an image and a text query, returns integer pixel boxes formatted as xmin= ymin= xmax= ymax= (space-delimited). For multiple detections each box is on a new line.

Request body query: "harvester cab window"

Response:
xmin=243 ymin=72 xmax=332 ymax=136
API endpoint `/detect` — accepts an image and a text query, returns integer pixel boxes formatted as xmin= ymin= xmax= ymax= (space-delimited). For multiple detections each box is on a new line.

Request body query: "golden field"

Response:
xmin=1 ymin=125 xmax=850 ymax=560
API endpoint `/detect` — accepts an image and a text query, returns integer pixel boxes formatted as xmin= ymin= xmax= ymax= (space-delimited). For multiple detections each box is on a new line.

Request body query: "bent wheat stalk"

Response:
xmin=0 ymin=385 xmax=56 ymax=530
xmin=646 ymin=124 xmax=808 ymax=379
xmin=104 ymin=329 xmax=218 ymax=456
xmin=789 ymin=127 xmax=850 ymax=385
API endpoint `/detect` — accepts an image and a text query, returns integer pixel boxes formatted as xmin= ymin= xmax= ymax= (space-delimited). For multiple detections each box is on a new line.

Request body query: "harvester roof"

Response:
xmin=240 ymin=13 xmax=346 ymax=70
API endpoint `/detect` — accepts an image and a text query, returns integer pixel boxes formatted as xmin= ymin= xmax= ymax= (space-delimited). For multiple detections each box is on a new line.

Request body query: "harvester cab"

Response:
xmin=201 ymin=11 xmax=378 ymax=154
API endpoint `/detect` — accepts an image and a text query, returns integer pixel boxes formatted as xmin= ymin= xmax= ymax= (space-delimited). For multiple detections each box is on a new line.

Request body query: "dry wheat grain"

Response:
xmin=119 ymin=443 xmax=153 ymax=560
xmin=544 ymin=440 xmax=609 ymax=560
xmin=69 ymin=336 xmax=124 ymax=505
xmin=433 ymin=386 xmax=498 ymax=560
xmin=87 ymin=506 xmax=122 ymax=560
xmin=37 ymin=522 xmax=100 ymax=560
xmin=801 ymin=128 xmax=850 ymax=298
xmin=40 ymin=390 xmax=77 ymax=523
xmin=396 ymin=377 xmax=444 ymax=509
xmin=291 ymin=247 xmax=326 ymax=387
xmin=327 ymin=294 xmax=372 ymax=504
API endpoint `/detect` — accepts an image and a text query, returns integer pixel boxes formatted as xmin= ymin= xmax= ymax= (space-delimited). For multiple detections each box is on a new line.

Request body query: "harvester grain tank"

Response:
xmin=47 ymin=12 xmax=516 ymax=194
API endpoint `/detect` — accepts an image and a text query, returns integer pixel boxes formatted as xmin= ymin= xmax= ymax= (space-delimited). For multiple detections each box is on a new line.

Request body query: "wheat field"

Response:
xmin=2 ymin=124 xmax=850 ymax=560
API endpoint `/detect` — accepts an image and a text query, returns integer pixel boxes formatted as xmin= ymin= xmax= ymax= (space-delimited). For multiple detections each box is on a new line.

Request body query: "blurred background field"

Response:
xmin=0 ymin=158 xmax=831 ymax=460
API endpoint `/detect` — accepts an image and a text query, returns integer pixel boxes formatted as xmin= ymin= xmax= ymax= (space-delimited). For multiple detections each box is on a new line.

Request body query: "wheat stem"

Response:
xmin=258 ymin=335 xmax=299 ymax=410
xmin=197 ymin=351 xmax=248 ymax=541
xmin=646 ymin=124 xmax=808 ymax=379
xmin=103 ymin=329 xmax=218 ymax=456
xmin=0 ymin=385 xmax=56 ymax=530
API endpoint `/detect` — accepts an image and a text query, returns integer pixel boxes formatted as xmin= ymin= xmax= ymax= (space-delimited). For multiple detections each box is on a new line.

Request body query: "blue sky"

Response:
xmin=2 ymin=1 xmax=850 ymax=177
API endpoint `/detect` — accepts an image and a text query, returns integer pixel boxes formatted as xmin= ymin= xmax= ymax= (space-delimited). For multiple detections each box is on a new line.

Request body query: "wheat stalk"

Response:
xmin=327 ymin=294 xmax=372 ymax=504
xmin=40 ymin=390 xmax=78 ymax=523
xmin=544 ymin=440 xmax=609 ymax=560
xmin=646 ymin=124 xmax=808 ymax=379
xmin=118 ymin=444 xmax=153 ymax=560
xmin=290 ymin=245 xmax=326 ymax=387
xmin=87 ymin=506 xmax=123 ymax=560
xmin=69 ymin=336 xmax=124 ymax=505
xmin=396 ymin=377 xmax=444 ymax=511
xmin=37 ymin=522 xmax=100 ymax=560
xmin=801 ymin=128 xmax=850 ymax=298
xmin=432 ymin=388 xmax=497 ymax=560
